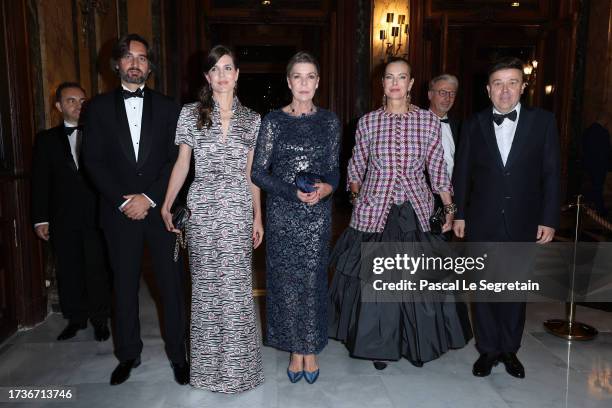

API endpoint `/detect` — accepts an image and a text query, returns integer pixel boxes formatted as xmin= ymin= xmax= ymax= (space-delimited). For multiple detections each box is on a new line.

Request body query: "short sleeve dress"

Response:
xmin=175 ymin=98 xmax=264 ymax=393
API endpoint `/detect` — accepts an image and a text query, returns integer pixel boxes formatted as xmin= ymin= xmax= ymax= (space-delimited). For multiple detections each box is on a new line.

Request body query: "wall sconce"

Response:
xmin=545 ymin=84 xmax=554 ymax=95
xmin=523 ymin=59 xmax=538 ymax=82
xmin=379 ymin=11 xmax=409 ymax=62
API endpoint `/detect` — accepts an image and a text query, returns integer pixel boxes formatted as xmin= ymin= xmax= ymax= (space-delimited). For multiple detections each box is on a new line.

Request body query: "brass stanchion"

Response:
xmin=543 ymin=195 xmax=598 ymax=340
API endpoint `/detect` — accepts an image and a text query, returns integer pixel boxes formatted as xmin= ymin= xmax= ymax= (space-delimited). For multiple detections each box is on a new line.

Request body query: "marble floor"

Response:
xmin=1 ymin=283 xmax=611 ymax=408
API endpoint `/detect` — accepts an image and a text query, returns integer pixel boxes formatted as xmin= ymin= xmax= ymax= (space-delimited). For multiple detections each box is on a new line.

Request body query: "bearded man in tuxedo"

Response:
xmin=82 ymin=33 xmax=188 ymax=386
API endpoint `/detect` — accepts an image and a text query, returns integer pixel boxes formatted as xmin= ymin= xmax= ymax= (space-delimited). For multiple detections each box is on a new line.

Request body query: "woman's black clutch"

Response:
xmin=171 ymin=205 xmax=191 ymax=230
xmin=171 ymin=204 xmax=191 ymax=262
xmin=295 ymin=172 xmax=324 ymax=193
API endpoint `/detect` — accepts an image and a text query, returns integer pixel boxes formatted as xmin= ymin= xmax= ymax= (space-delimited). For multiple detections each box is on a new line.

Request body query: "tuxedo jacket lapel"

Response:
xmin=478 ymin=110 xmax=505 ymax=171
xmin=57 ymin=127 xmax=78 ymax=172
xmin=505 ymin=106 xmax=534 ymax=170
xmin=137 ymin=88 xmax=153 ymax=169
xmin=114 ymin=88 xmax=137 ymax=166
xmin=449 ymin=118 xmax=460 ymax=146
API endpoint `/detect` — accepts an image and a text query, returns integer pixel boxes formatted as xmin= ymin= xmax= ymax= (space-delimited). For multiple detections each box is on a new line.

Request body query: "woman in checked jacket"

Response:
xmin=328 ymin=57 xmax=472 ymax=370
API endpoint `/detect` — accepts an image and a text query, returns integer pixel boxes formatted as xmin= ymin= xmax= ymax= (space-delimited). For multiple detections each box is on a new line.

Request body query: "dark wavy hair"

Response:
xmin=197 ymin=45 xmax=238 ymax=130
xmin=110 ymin=33 xmax=156 ymax=75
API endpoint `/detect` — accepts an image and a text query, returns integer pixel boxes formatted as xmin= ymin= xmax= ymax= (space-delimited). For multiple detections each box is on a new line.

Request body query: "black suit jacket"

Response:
xmin=31 ymin=125 xmax=98 ymax=230
xmin=81 ymin=87 xmax=180 ymax=227
xmin=453 ymin=106 xmax=560 ymax=241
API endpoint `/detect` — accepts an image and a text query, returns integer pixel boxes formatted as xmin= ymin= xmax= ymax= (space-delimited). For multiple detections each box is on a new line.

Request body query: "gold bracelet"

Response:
xmin=443 ymin=203 xmax=457 ymax=215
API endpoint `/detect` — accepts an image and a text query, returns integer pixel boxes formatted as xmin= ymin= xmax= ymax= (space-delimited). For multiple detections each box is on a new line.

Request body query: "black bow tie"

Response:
xmin=64 ymin=126 xmax=81 ymax=136
xmin=492 ymin=110 xmax=517 ymax=125
xmin=440 ymin=118 xmax=449 ymax=124
xmin=122 ymin=88 xmax=144 ymax=99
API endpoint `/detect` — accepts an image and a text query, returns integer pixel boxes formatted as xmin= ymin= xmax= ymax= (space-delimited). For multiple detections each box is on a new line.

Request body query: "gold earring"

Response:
xmin=383 ymin=94 xmax=387 ymax=108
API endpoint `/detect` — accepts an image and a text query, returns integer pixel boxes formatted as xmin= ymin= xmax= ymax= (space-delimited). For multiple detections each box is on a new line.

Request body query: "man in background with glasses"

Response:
xmin=428 ymin=74 xmax=460 ymax=179
xmin=428 ymin=74 xmax=460 ymax=240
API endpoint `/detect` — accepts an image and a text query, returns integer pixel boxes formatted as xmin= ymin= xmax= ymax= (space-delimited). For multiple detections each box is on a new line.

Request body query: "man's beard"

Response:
xmin=120 ymin=68 xmax=147 ymax=84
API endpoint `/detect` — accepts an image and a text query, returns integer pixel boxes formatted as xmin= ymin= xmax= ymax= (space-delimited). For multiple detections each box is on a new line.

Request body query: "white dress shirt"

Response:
xmin=439 ymin=117 xmax=455 ymax=178
xmin=122 ymin=84 xmax=144 ymax=161
xmin=64 ymin=120 xmax=80 ymax=169
xmin=493 ymin=102 xmax=521 ymax=166
xmin=119 ymin=84 xmax=156 ymax=210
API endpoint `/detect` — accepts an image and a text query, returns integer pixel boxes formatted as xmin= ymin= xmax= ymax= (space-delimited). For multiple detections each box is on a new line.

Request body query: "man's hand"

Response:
xmin=122 ymin=194 xmax=152 ymax=220
xmin=35 ymin=224 xmax=50 ymax=241
xmin=453 ymin=220 xmax=465 ymax=238
xmin=536 ymin=225 xmax=555 ymax=244
xmin=442 ymin=213 xmax=454 ymax=233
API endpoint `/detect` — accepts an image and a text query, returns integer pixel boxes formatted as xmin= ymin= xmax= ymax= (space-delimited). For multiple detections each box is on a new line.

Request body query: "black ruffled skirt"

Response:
xmin=328 ymin=202 xmax=472 ymax=364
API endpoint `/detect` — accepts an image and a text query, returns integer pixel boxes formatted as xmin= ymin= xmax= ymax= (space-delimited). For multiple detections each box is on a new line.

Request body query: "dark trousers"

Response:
xmin=472 ymin=302 xmax=526 ymax=354
xmin=470 ymin=222 xmax=526 ymax=355
xmin=51 ymin=227 xmax=111 ymax=325
xmin=103 ymin=211 xmax=186 ymax=363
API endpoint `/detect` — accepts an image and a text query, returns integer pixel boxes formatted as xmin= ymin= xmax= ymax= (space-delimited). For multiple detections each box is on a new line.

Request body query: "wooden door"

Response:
xmin=0 ymin=0 xmax=46 ymax=342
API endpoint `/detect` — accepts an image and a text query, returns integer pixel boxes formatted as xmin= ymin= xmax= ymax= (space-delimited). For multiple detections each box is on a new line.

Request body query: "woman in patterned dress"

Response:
xmin=161 ymin=45 xmax=264 ymax=393
xmin=252 ymin=51 xmax=341 ymax=384
xmin=328 ymin=57 xmax=472 ymax=370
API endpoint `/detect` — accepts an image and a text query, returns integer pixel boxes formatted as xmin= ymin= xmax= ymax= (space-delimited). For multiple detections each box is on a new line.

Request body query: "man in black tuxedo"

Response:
xmin=82 ymin=34 xmax=188 ymax=386
xmin=428 ymin=74 xmax=461 ymax=239
xmin=428 ymin=73 xmax=461 ymax=179
xmin=32 ymin=82 xmax=111 ymax=342
xmin=453 ymin=58 xmax=560 ymax=379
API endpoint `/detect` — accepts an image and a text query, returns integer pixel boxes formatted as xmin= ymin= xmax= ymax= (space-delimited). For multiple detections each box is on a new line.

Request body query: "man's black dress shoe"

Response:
xmin=373 ymin=361 xmax=388 ymax=370
xmin=93 ymin=323 xmax=110 ymax=342
xmin=499 ymin=352 xmax=525 ymax=378
xmin=110 ymin=357 xmax=141 ymax=385
xmin=57 ymin=322 xmax=87 ymax=341
xmin=171 ymin=361 xmax=189 ymax=385
xmin=472 ymin=353 xmax=499 ymax=377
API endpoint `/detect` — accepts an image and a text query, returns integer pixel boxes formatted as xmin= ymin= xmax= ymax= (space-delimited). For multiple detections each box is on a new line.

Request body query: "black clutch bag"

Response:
xmin=295 ymin=172 xmax=323 ymax=193
xmin=171 ymin=204 xmax=191 ymax=262
xmin=429 ymin=206 xmax=445 ymax=235
xmin=171 ymin=205 xmax=191 ymax=231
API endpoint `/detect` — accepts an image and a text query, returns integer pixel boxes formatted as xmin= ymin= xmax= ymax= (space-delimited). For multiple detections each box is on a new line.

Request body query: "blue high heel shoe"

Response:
xmin=287 ymin=368 xmax=304 ymax=383
xmin=304 ymin=369 xmax=319 ymax=384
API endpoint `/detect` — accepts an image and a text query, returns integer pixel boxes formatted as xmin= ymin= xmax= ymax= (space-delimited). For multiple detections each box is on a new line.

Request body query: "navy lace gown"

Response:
xmin=251 ymin=109 xmax=340 ymax=354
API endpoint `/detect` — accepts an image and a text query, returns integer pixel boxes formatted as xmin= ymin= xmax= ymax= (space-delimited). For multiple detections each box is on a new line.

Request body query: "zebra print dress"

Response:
xmin=175 ymin=98 xmax=264 ymax=393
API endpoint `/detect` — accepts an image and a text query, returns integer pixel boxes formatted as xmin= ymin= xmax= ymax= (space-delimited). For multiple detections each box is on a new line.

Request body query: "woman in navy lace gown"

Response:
xmin=252 ymin=51 xmax=340 ymax=384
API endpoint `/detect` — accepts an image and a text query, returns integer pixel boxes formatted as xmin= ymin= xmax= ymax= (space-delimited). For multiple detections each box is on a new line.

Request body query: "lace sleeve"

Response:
xmin=323 ymin=114 xmax=341 ymax=191
xmin=251 ymin=115 xmax=300 ymax=202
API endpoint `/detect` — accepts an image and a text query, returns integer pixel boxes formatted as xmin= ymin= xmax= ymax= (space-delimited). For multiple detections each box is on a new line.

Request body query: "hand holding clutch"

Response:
xmin=295 ymin=172 xmax=324 ymax=193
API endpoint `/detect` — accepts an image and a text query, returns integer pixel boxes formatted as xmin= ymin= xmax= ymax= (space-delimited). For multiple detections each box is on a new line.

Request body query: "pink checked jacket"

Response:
xmin=347 ymin=106 xmax=452 ymax=233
